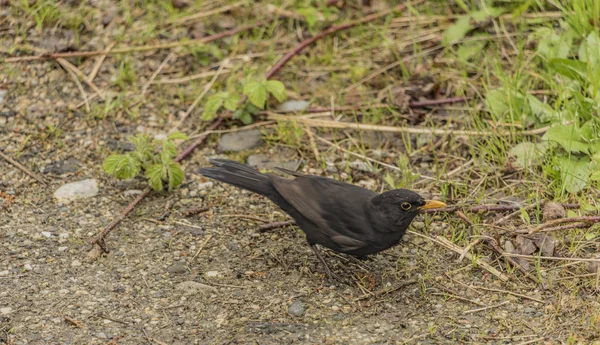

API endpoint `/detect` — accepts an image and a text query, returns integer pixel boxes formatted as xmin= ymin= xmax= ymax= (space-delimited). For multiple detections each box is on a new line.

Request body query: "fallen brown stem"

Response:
xmin=354 ymin=279 xmax=417 ymax=302
xmin=269 ymin=97 xmax=470 ymax=114
xmin=6 ymin=22 xmax=266 ymax=62
xmin=483 ymin=237 xmax=540 ymax=285
xmin=408 ymin=96 xmax=472 ymax=108
xmin=260 ymin=220 xmax=295 ymax=232
xmin=0 ymin=150 xmax=47 ymax=186
xmin=423 ymin=203 xmax=579 ymax=214
xmin=524 ymin=216 xmax=600 ymax=234
xmin=265 ymin=0 xmax=425 ymax=79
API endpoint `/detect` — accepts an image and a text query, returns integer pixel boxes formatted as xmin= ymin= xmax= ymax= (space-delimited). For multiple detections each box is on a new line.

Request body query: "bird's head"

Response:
xmin=371 ymin=189 xmax=446 ymax=229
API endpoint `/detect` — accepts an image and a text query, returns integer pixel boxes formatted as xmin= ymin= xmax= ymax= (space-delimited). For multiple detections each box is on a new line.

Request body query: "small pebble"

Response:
xmin=71 ymin=260 xmax=82 ymax=267
xmin=288 ymin=300 xmax=306 ymax=317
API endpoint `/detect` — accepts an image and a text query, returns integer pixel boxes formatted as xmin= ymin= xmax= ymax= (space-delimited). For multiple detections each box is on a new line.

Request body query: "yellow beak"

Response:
xmin=418 ymin=200 xmax=447 ymax=210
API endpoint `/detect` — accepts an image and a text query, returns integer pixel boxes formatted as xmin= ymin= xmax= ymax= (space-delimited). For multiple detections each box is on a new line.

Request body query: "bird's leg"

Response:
xmin=309 ymin=244 xmax=343 ymax=283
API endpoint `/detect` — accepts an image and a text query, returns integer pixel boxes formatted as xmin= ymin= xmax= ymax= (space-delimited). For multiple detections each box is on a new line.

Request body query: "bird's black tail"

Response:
xmin=198 ymin=159 xmax=273 ymax=196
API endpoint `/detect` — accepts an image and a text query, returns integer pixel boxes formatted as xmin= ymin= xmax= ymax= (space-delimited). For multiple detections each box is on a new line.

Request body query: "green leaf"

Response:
xmin=243 ymin=80 xmax=268 ymax=109
xmin=550 ymin=58 xmax=588 ymax=82
xmin=558 ymin=156 xmax=591 ymax=194
xmin=590 ymin=170 xmax=600 ymax=181
xmin=485 ymin=89 xmax=509 ymax=116
xmin=442 ymin=15 xmax=471 ymax=46
xmin=456 ymin=41 xmax=486 ymax=63
xmin=580 ymin=31 xmax=600 ymax=65
xmin=297 ymin=7 xmax=320 ymax=29
xmin=238 ymin=111 xmax=253 ymax=125
xmin=102 ymin=154 xmax=126 ymax=174
xmin=102 ymin=153 xmax=141 ymax=180
xmin=223 ymin=94 xmax=241 ymax=111
xmin=202 ymin=94 xmax=224 ymax=121
xmin=162 ymin=140 xmax=177 ymax=160
xmin=536 ymin=28 xmax=573 ymax=60
xmin=585 ymin=232 xmax=596 ymax=241
xmin=266 ymin=80 xmax=287 ymax=103
xmin=509 ymin=142 xmax=548 ymax=168
xmin=167 ymin=131 xmax=189 ymax=141
xmin=145 ymin=164 xmax=165 ymax=192
xmin=167 ymin=162 xmax=184 ymax=191
xmin=542 ymin=124 xmax=591 ymax=153
xmin=527 ymin=94 xmax=557 ymax=122
xmin=383 ymin=173 xmax=396 ymax=189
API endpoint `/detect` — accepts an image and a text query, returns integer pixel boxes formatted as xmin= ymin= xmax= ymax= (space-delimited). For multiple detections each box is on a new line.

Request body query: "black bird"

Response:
xmin=198 ymin=159 xmax=446 ymax=280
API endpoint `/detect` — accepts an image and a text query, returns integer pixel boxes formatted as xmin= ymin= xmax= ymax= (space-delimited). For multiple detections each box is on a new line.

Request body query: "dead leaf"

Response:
xmin=543 ymin=201 xmax=566 ymax=221
xmin=532 ymin=234 xmax=556 ymax=256
xmin=516 ymin=235 xmax=536 ymax=255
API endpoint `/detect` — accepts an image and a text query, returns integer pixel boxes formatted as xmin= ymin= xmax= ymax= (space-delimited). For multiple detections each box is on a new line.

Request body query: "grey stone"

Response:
xmin=503 ymin=240 xmax=516 ymax=254
xmin=287 ymin=300 xmax=306 ymax=317
xmin=246 ymin=154 xmax=302 ymax=171
xmin=218 ymin=129 xmax=263 ymax=152
xmin=43 ymin=159 xmax=80 ymax=175
xmin=276 ymin=100 xmax=310 ymax=112
xmin=524 ymin=308 xmax=536 ymax=314
xmin=543 ymin=202 xmax=566 ymax=221
xmin=532 ymin=234 xmax=555 ymax=256
xmin=167 ymin=262 xmax=187 ymax=274
xmin=175 ymin=281 xmax=217 ymax=295
xmin=516 ymin=235 xmax=536 ymax=255
xmin=53 ymin=179 xmax=99 ymax=201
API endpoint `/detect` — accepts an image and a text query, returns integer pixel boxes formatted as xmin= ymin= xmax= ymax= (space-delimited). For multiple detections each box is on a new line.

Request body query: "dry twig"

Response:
xmin=0 ymin=150 xmax=47 ymax=186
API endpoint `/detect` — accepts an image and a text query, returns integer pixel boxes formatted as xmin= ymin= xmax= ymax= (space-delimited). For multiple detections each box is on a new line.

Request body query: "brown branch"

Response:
xmin=422 ymin=203 xmax=579 ymax=214
xmin=408 ymin=96 xmax=472 ymax=108
xmin=6 ymin=22 xmax=267 ymax=63
xmin=259 ymin=220 xmax=295 ymax=232
xmin=267 ymin=97 xmax=471 ymax=114
xmin=521 ymin=216 xmax=600 ymax=234
xmin=483 ymin=238 xmax=538 ymax=283
xmin=265 ymin=0 xmax=425 ymax=80
xmin=0 ymin=150 xmax=47 ymax=186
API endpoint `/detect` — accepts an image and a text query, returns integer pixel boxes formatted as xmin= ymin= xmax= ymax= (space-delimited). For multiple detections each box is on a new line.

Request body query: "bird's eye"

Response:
xmin=401 ymin=202 xmax=412 ymax=210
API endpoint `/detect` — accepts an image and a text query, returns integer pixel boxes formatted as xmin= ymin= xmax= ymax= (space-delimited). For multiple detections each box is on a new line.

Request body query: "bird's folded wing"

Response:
xmin=271 ymin=176 xmax=370 ymax=251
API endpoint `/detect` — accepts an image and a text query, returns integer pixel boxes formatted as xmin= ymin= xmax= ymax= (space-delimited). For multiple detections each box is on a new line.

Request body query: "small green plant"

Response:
xmin=202 ymin=77 xmax=287 ymax=124
xmin=102 ymin=132 xmax=189 ymax=192
xmin=504 ymin=29 xmax=600 ymax=194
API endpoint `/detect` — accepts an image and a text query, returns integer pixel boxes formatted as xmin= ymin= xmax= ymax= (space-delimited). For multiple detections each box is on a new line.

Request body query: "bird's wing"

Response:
xmin=271 ymin=175 xmax=376 ymax=252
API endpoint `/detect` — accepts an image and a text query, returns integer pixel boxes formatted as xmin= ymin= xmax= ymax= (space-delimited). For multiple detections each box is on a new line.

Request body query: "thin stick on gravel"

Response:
xmin=522 ymin=216 xmax=600 ymax=234
xmin=354 ymin=279 xmax=417 ymax=301
xmin=88 ymin=41 xmax=116 ymax=82
xmin=493 ymin=202 xmax=541 ymax=226
xmin=140 ymin=52 xmax=175 ymax=97
xmin=470 ymin=286 xmax=544 ymax=304
xmin=0 ymin=150 xmax=47 ymax=186
xmin=56 ymin=58 xmax=105 ymax=100
xmin=420 ymin=233 xmax=510 ymax=282
xmin=192 ymin=235 xmax=213 ymax=261
xmin=174 ymin=58 xmax=230 ymax=130
xmin=268 ymin=97 xmax=472 ymax=114
xmin=463 ymin=300 xmax=510 ymax=314
xmin=483 ymin=237 xmax=539 ymax=284
xmin=57 ymin=58 xmax=91 ymax=112
xmin=267 ymin=113 xmax=553 ymax=137
xmin=6 ymin=22 xmax=267 ymax=63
